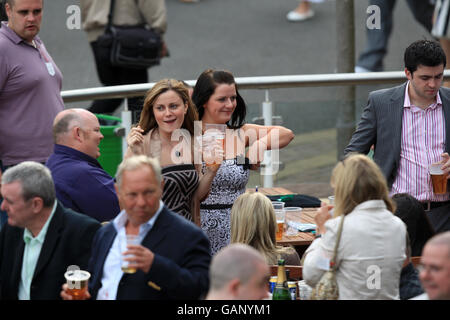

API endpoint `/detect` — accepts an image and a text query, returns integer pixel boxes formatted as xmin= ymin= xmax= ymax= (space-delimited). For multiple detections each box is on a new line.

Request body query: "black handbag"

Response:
xmin=97 ymin=0 xmax=163 ymax=69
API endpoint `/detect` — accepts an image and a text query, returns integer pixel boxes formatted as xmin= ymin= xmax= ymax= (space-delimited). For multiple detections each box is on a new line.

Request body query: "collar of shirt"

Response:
xmin=404 ymin=81 xmax=442 ymax=111
xmin=53 ymin=144 xmax=103 ymax=169
xmin=23 ymin=200 xmax=57 ymax=244
xmin=0 ymin=21 xmax=41 ymax=46
xmin=112 ymin=200 xmax=165 ymax=237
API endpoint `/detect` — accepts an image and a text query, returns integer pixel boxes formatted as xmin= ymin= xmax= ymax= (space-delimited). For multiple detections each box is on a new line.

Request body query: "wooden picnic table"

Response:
xmin=246 ymin=187 xmax=319 ymax=248
xmin=277 ymin=207 xmax=317 ymax=247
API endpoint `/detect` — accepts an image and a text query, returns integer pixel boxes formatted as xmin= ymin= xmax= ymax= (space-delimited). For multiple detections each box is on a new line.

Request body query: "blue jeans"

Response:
xmin=357 ymin=0 xmax=434 ymax=71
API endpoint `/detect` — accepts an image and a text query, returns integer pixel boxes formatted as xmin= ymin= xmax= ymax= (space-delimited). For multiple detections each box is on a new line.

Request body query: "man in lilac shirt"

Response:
xmin=0 ymin=0 xmax=64 ymax=228
xmin=0 ymin=0 xmax=64 ymax=170
xmin=46 ymin=109 xmax=120 ymax=222
xmin=345 ymin=40 xmax=450 ymax=232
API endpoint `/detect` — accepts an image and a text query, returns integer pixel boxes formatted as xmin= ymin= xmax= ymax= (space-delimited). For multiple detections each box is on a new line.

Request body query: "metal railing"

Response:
xmin=61 ymin=70 xmax=450 ymax=187
xmin=62 ymin=70 xmax=441 ymax=102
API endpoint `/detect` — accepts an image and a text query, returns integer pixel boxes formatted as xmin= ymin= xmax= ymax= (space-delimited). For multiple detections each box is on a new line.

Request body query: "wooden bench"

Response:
xmin=270 ymin=265 xmax=303 ymax=280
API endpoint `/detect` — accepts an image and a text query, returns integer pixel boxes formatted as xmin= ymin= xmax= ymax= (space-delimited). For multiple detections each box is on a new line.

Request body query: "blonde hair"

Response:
xmin=231 ymin=192 xmax=292 ymax=265
xmin=116 ymin=155 xmax=162 ymax=188
xmin=138 ymin=79 xmax=198 ymax=135
xmin=331 ymin=153 xmax=396 ymax=217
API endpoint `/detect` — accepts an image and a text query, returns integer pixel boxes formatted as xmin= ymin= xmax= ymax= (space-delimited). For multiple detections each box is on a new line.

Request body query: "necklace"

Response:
xmin=175 ymin=150 xmax=181 ymax=157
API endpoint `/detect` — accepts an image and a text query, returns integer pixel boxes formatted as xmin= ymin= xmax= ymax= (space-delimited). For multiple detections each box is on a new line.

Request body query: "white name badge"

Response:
xmin=46 ymin=62 xmax=55 ymax=76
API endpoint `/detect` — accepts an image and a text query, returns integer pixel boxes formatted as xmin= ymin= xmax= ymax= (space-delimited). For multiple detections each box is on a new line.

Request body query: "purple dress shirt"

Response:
xmin=46 ymin=144 xmax=120 ymax=222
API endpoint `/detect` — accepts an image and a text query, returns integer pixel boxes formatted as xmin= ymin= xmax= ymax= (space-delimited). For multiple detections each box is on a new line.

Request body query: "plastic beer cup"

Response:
xmin=120 ymin=234 xmax=141 ymax=274
xmin=429 ymin=163 xmax=448 ymax=195
xmin=272 ymin=202 xmax=285 ymax=241
xmin=64 ymin=269 xmax=90 ymax=300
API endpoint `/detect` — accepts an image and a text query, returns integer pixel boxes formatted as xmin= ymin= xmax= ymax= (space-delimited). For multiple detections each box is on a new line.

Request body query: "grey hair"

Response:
xmin=209 ymin=243 xmax=267 ymax=291
xmin=52 ymin=111 xmax=84 ymax=144
xmin=115 ymin=155 xmax=162 ymax=189
xmin=1 ymin=161 xmax=55 ymax=207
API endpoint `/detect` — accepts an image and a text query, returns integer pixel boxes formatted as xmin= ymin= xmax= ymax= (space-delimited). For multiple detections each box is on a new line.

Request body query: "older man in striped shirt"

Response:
xmin=345 ymin=39 xmax=450 ymax=233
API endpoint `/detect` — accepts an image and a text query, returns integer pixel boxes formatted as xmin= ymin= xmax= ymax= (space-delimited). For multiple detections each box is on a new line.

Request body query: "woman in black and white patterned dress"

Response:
xmin=126 ymin=79 xmax=218 ymax=222
xmin=192 ymin=69 xmax=295 ymax=254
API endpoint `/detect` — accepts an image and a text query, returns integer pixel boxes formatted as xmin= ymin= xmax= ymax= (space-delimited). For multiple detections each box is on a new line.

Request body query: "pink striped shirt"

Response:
xmin=390 ymin=82 xmax=449 ymax=201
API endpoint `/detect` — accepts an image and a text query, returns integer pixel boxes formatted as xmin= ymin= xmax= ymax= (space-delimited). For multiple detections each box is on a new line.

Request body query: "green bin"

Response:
xmin=95 ymin=114 xmax=124 ymax=177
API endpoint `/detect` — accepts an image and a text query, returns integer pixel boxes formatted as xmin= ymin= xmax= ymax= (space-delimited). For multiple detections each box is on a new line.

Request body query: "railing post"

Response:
xmin=121 ymin=98 xmax=132 ymax=158
xmin=261 ymin=89 xmax=274 ymax=188
xmin=335 ymin=0 xmax=356 ymax=160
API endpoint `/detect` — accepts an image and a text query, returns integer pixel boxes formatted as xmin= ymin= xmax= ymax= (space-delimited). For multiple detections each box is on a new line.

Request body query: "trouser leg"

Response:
xmin=88 ymin=41 xmax=148 ymax=120
xmin=356 ymin=0 xmax=396 ymax=71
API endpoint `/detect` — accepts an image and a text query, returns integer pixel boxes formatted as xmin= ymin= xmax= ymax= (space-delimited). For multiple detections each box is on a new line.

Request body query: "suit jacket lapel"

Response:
xmin=141 ymin=207 xmax=170 ymax=249
xmin=10 ymin=228 xmax=25 ymax=298
xmin=439 ymin=88 xmax=450 ymax=152
xmin=389 ymin=83 xmax=406 ymax=167
xmin=32 ymin=203 xmax=64 ymax=280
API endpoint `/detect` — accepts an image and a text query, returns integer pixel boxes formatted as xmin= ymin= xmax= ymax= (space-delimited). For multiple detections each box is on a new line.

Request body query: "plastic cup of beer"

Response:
xmin=64 ymin=269 xmax=90 ymax=300
xmin=120 ymin=234 xmax=141 ymax=274
xmin=429 ymin=163 xmax=448 ymax=195
xmin=203 ymin=124 xmax=226 ymax=167
xmin=272 ymin=201 xmax=285 ymax=241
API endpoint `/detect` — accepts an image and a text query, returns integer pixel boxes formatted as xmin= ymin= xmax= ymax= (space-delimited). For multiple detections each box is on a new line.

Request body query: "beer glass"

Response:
xmin=120 ymin=234 xmax=141 ymax=274
xmin=429 ymin=163 xmax=448 ymax=195
xmin=64 ymin=269 xmax=90 ymax=300
xmin=272 ymin=201 xmax=285 ymax=241
xmin=203 ymin=124 xmax=226 ymax=167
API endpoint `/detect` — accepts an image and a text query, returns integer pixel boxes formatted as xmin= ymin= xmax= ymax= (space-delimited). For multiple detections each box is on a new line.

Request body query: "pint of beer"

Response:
xmin=203 ymin=124 xmax=226 ymax=167
xmin=120 ymin=234 xmax=141 ymax=274
xmin=272 ymin=202 xmax=285 ymax=241
xmin=276 ymin=220 xmax=284 ymax=241
xmin=64 ymin=270 xmax=90 ymax=300
xmin=429 ymin=163 xmax=448 ymax=195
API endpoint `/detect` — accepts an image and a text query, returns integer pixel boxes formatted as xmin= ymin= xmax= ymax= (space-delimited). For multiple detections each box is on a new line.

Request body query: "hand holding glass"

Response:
xmin=203 ymin=124 xmax=226 ymax=167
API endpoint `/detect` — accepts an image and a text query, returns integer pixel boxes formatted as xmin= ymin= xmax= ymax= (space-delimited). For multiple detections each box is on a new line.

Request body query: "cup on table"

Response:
xmin=203 ymin=124 xmax=226 ymax=167
xmin=272 ymin=201 xmax=285 ymax=241
xmin=64 ymin=269 xmax=90 ymax=300
xmin=328 ymin=195 xmax=335 ymax=205
xmin=284 ymin=207 xmax=302 ymax=236
xmin=298 ymin=280 xmax=313 ymax=300
xmin=429 ymin=163 xmax=448 ymax=195
xmin=120 ymin=234 xmax=141 ymax=274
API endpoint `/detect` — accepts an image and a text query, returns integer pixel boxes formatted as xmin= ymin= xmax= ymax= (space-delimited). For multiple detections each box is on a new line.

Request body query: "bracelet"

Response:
xmin=315 ymin=234 xmax=322 ymax=239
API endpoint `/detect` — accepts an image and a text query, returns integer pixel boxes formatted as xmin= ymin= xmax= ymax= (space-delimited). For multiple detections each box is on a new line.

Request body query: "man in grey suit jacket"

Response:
xmin=345 ymin=40 xmax=450 ymax=233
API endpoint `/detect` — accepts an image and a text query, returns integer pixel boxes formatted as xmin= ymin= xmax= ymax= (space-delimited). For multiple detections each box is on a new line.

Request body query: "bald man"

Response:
xmin=45 ymin=109 xmax=120 ymax=222
xmin=205 ymin=243 xmax=270 ymax=300
xmin=412 ymin=231 xmax=450 ymax=300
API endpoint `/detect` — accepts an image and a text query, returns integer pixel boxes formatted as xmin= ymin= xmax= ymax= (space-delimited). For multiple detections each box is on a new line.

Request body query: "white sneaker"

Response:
xmin=354 ymin=66 xmax=373 ymax=73
xmin=286 ymin=9 xmax=314 ymax=22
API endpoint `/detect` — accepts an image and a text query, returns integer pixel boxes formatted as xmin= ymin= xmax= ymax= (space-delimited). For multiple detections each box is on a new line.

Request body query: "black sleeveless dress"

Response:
xmin=161 ymin=164 xmax=199 ymax=221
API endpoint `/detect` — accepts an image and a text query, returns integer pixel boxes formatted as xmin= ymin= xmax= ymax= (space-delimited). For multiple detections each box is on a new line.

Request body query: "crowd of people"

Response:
xmin=0 ymin=0 xmax=450 ymax=301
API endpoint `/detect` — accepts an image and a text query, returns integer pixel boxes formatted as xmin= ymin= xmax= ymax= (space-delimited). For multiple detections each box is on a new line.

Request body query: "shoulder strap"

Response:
xmin=330 ymin=214 xmax=345 ymax=271
xmin=106 ymin=0 xmax=116 ymax=30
